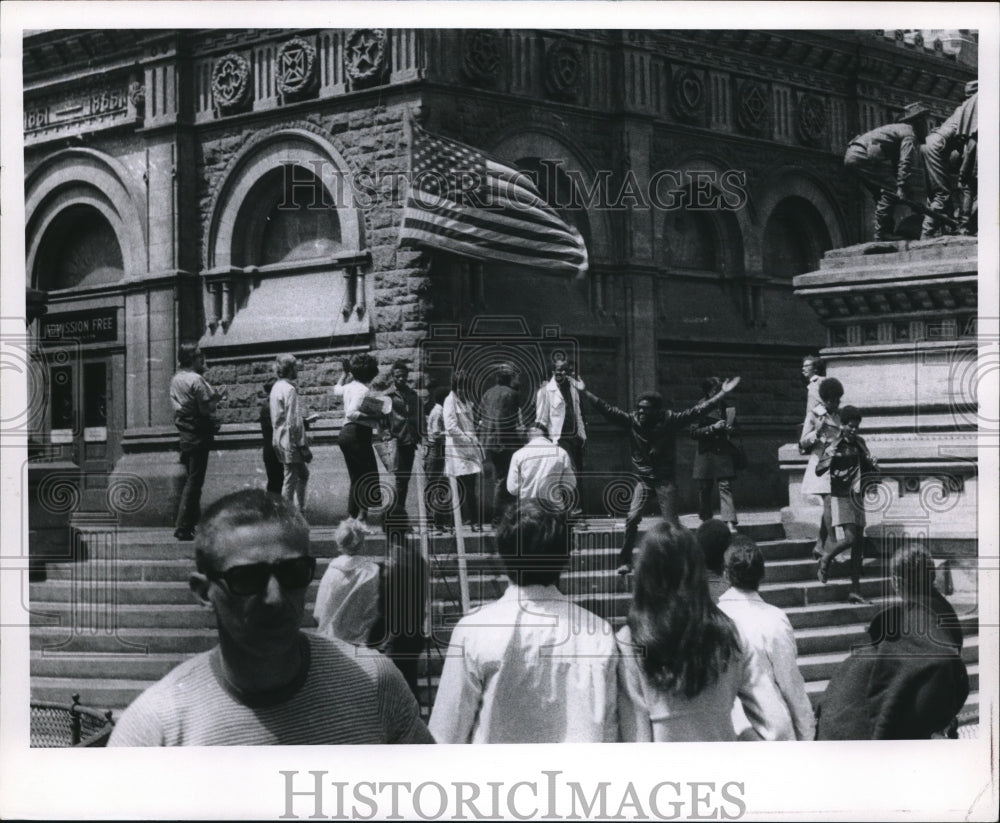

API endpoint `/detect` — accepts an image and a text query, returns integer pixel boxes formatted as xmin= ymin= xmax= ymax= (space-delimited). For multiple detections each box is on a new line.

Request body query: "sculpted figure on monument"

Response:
xmin=843 ymin=103 xmax=932 ymax=242
xmin=921 ymin=82 xmax=978 ymax=239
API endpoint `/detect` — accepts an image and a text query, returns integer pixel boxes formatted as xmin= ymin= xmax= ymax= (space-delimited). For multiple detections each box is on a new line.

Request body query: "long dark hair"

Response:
xmin=627 ymin=521 xmax=741 ymax=698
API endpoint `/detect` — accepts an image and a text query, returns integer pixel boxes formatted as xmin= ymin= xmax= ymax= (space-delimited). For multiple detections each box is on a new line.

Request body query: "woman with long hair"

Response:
xmin=334 ymin=353 xmax=385 ymax=524
xmin=443 ymin=370 xmax=484 ymax=531
xmin=617 ymin=522 xmax=778 ymax=741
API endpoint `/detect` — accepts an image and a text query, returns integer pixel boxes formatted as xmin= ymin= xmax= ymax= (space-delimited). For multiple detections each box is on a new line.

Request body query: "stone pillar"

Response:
xmin=781 ymin=236 xmax=978 ymax=592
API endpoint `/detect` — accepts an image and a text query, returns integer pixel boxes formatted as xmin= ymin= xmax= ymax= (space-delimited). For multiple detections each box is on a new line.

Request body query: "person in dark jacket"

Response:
xmin=689 ymin=376 xmax=739 ymax=532
xmin=478 ymin=363 xmax=523 ymax=526
xmin=384 ymin=361 xmax=421 ymax=531
xmin=921 ymin=89 xmax=978 ymax=238
xmin=581 ymin=378 xmax=737 ymax=575
xmin=816 ymin=543 xmax=969 ymax=740
xmin=843 ymin=102 xmax=930 ymax=241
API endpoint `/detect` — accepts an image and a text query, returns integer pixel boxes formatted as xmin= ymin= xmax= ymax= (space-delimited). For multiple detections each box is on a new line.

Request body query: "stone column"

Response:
xmin=782 ymin=236 xmax=978 ymax=593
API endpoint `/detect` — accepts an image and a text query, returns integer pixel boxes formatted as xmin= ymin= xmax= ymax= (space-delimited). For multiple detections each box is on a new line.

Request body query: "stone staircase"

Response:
xmin=30 ymin=513 xmax=981 ymax=735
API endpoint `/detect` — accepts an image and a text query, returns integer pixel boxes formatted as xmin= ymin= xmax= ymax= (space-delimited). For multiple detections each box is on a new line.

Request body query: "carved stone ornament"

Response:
xmin=544 ymin=39 xmax=583 ymax=100
xmin=212 ymin=52 xmax=251 ymax=111
xmin=277 ymin=37 xmax=318 ymax=96
xmin=735 ymin=79 xmax=770 ymax=136
xmin=345 ymin=29 xmax=387 ymax=83
xmin=461 ymin=30 xmax=502 ymax=85
xmin=670 ymin=68 xmax=705 ymax=122
xmin=128 ymin=81 xmax=145 ymax=113
xmin=795 ymin=93 xmax=827 ymax=146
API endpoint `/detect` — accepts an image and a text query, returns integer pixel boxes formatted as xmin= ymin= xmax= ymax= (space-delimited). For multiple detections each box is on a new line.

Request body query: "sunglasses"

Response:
xmin=207 ymin=556 xmax=316 ymax=597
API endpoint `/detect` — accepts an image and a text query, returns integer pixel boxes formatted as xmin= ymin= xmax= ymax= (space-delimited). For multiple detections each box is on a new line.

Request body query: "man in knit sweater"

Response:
xmin=109 ymin=490 xmax=433 ymax=746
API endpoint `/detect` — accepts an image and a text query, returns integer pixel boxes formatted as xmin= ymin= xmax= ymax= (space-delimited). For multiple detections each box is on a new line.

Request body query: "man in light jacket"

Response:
xmin=534 ymin=356 xmax=586 ymax=513
xmin=718 ymin=536 xmax=816 ymax=741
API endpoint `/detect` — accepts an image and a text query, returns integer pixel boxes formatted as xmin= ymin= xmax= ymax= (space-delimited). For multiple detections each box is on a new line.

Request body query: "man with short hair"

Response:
xmin=428 ymin=502 xmax=618 ymax=743
xmin=270 ymin=354 xmax=310 ymax=513
xmin=169 ymin=343 xmax=224 ymax=541
xmin=816 ymin=544 xmax=969 ymax=740
xmin=479 ymin=363 xmax=523 ymax=525
xmin=719 ymin=535 xmax=816 ymax=741
xmin=385 ymin=360 xmax=421 ymax=530
xmin=109 ymin=490 xmax=433 ymax=746
xmin=582 ymin=381 xmax=735 ymax=575
xmin=535 ymin=355 xmax=586 ymax=511
xmin=506 ymin=421 xmax=576 ymax=511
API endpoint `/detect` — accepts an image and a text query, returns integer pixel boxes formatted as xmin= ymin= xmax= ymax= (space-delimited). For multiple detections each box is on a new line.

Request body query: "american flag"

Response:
xmin=398 ymin=122 xmax=589 ymax=276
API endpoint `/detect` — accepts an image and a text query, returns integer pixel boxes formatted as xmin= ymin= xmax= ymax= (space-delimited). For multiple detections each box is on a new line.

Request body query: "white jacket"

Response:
xmin=535 ymin=377 xmax=586 ymax=442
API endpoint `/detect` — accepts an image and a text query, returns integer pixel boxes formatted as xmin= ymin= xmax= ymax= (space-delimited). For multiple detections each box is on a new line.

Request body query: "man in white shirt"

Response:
xmin=428 ymin=501 xmax=618 ymax=743
xmin=506 ymin=422 xmax=576 ymax=512
xmin=717 ymin=535 xmax=816 ymax=741
xmin=534 ymin=356 xmax=586 ymax=513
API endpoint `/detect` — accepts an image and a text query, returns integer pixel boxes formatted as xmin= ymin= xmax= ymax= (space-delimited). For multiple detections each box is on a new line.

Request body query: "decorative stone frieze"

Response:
xmin=544 ymin=39 xmax=583 ymax=101
xmin=277 ymin=36 xmax=318 ymax=97
xmin=735 ymin=79 xmax=770 ymax=136
xmin=461 ymin=30 xmax=502 ymax=86
xmin=212 ymin=52 xmax=252 ymax=112
xmin=344 ymin=29 xmax=387 ymax=85
xmin=670 ymin=67 xmax=705 ymax=122
xmin=795 ymin=93 xmax=826 ymax=146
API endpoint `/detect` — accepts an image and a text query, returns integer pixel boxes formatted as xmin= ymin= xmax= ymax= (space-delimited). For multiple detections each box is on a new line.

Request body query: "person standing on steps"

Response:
xmin=259 ymin=377 xmax=284 ymax=495
xmin=535 ymin=356 xmax=586 ymax=515
xmin=270 ymin=354 xmax=311 ymax=514
xmin=580 ymin=377 xmax=739 ymax=575
xmin=800 ymin=377 xmax=845 ymax=566
xmin=170 ymin=343 xmax=225 ymax=542
xmin=814 ymin=405 xmax=879 ymax=605
xmin=689 ymin=376 xmax=740 ymax=534
xmin=478 ymin=362 xmax=523 ymax=526
xmin=334 ymin=354 xmax=385 ymax=526
xmin=443 ymin=370 xmax=484 ymax=531
xmin=384 ymin=360 xmax=421 ymax=532
xmin=800 ymin=355 xmax=828 ymax=557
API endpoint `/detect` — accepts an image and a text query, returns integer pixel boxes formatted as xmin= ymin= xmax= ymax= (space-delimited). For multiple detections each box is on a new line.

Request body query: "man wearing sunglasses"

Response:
xmin=109 ymin=490 xmax=433 ymax=746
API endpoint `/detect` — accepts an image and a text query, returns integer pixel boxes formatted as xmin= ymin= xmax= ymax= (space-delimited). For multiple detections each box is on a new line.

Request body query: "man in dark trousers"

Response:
xmin=385 ymin=360 xmax=421 ymax=531
xmin=478 ymin=362 xmax=523 ymax=525
xmin=580 ymin=378 xmax=736 ymax=575
xmin=843 ymin=102 xmax=930 ymax=241
xmin=169 ymin=344 xmax=224 ymax=541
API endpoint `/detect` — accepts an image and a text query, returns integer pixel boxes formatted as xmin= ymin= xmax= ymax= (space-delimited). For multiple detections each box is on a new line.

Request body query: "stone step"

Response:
xmin=806 ymin=664 xmax=981 ymax=709
xmin=31 ymin=650 xmax=189 ymax=680
xmin=31 ymin=626 xmax=219 ymax=654
xmin=30 ymin=676 xmax=159 ymax=714
xmin=798 ymin=634 xmax=981 ymax=682
xmin=791 ymin=612 xmax=978 ymax=656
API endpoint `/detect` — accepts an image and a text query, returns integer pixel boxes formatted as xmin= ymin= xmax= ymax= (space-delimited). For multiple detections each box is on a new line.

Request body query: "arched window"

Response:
xmin=33 ymin=205 xmax=124 ymax=291
xmin=663 ymin=210 xmax=718 ymax=271
xmin=762 ymin=197 xmax=832 ymax=279
xmin=231 ymin=166 xmax=342 ymax=268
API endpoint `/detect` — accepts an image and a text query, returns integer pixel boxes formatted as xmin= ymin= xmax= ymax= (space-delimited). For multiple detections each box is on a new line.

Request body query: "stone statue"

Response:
xmin=843 ymin=103 xmax=931 ymax=241
xmin=921 ymin=82 xmax=978 ymax=238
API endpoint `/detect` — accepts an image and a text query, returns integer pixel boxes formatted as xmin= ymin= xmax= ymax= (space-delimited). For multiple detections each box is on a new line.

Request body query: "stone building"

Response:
xmin=22 ymin=28 xmax=977 ymax=526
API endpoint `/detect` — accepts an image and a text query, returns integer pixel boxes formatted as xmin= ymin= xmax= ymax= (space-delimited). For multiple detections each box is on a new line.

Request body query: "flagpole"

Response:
xmin=448 ymin=474 xmax=471 ymax=614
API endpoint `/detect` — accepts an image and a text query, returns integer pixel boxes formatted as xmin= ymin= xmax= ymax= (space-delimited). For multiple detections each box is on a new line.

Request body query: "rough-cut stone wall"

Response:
xmin=194 ymin=102 xmax=433 ymax=426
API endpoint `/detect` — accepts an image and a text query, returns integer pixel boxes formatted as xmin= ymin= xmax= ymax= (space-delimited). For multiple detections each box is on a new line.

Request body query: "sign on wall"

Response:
xmin=40 ymin=308 xmax=118 ymax=345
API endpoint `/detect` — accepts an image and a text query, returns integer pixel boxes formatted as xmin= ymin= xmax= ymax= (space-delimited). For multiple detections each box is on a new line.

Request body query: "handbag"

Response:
xmin=374 ymin=435 xmax=399 ymax=473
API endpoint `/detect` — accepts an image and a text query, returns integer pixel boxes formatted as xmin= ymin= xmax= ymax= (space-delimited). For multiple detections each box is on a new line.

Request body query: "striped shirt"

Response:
xmin=108 ymin=633 xmax=433 ymax=746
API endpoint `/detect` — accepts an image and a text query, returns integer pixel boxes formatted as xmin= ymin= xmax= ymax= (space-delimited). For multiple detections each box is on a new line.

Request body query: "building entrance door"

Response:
xmin=48 ymin=353 xmax=123 ymax=511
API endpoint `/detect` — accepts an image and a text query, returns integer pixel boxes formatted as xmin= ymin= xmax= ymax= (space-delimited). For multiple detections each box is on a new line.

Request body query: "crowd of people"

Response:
xmin=147 ymin=345 xmax=969 ymax=746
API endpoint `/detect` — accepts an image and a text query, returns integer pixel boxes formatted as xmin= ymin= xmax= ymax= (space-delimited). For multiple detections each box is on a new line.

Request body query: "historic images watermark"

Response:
xmin=279 ymin=770 xmax=747 ymax=821
xmin=275 ymin=160 xmax=750 ymax=213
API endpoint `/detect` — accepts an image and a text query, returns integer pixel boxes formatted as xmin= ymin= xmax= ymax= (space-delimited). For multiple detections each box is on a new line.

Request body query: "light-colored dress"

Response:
xmin=799 ymin=402 xmax=841 ymax=496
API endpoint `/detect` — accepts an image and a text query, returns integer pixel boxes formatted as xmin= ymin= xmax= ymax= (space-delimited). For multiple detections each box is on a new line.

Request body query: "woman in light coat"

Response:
xmin=443 ymin=370 xmax=483 ymax=530
xmin=799 ymin=377 xmax=844 ymax=560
